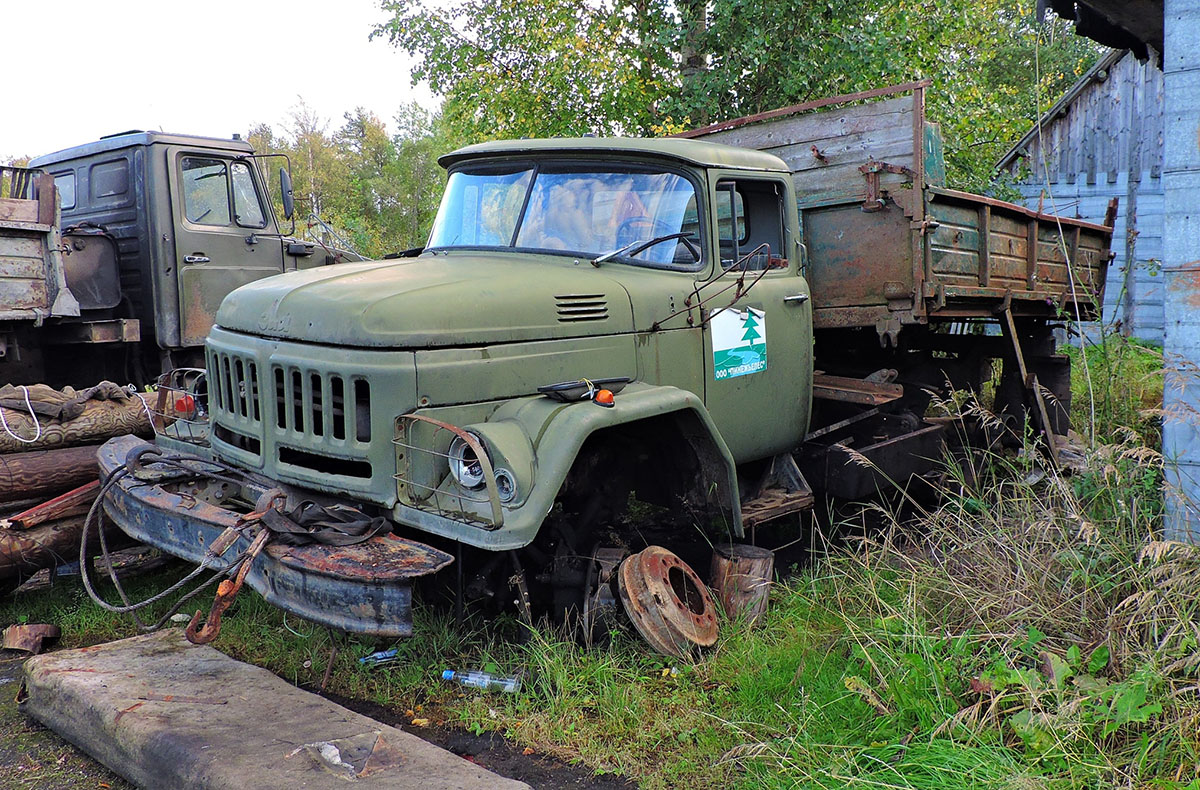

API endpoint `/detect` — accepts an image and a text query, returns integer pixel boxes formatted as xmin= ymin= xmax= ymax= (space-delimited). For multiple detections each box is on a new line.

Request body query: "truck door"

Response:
xmin=168 ymin=148 xmax=285 ymax=346
xmin=702 ymin=176 xmax=812 ymax=461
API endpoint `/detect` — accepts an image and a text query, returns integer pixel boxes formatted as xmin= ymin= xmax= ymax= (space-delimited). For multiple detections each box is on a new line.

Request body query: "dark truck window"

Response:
xmin=52 ymin=171 xmax=76 ymax=210
xmin=231 ymin=162 xmax=266 ymax=228
xmin=91 ymin=159 xmax=129 ymax=199
xmin=182 ymin=157 xmax=232 ymax=225
xmin=716 ymin=179 xmax=784 ymax=270
xmin=181 ymin=157 xmax=267 ymax=228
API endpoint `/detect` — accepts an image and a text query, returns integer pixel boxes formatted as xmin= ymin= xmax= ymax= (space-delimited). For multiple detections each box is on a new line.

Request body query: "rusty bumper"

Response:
xmin=98 ymin=436 xmax=453 ymax=638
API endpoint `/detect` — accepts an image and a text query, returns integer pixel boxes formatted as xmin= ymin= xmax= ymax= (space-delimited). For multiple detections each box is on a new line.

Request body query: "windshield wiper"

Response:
xmin=591 ymin=232 xmax=699 ymax=267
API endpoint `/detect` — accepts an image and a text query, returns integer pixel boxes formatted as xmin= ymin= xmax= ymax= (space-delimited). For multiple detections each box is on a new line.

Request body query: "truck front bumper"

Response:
xmin=98 ymin=435 xmax=453 ymax=638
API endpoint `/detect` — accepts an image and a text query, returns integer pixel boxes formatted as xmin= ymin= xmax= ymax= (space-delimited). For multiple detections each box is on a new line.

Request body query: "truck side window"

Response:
xmin=716 ymin=185 xmax=746 ymax=267
xmin=230 ymin=162 xmax=266 ymax=228
xmin=181 ymin=157 xmax=232 ymax=226
xmin=52 ymin=171 xmax=76 ymax=210
xmin=717 ymin=179 xmax=785 ymax=270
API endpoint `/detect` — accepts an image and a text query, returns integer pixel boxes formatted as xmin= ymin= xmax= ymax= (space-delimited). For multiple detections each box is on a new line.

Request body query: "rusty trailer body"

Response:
xmin=681 ymin=81 xmax=1111 ymax=345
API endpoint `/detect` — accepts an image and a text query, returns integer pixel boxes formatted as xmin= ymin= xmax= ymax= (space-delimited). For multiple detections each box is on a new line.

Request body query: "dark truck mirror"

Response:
xmin=280 ymin=167 xmax=294 ymax=221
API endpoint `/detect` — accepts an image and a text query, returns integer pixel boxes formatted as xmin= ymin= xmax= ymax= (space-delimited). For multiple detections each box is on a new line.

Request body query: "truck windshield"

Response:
xmin=428 ymin=163 xmax=701 ymax=268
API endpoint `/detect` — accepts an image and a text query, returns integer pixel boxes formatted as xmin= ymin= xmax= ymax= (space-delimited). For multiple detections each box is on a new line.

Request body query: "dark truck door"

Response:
xmin=168 ymin=148 xmax=285 ymax=346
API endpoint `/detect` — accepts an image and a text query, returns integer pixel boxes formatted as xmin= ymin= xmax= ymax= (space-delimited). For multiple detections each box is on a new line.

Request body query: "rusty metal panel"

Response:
xmin=803 ymin=200 xmax=912 ymax=320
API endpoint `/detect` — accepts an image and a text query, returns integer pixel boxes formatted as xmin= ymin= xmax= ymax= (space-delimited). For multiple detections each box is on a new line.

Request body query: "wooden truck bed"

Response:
xmin=682 ymin=82 xmax=1113 ymax=340
xmin=0 ymin=167 xmax=76 ymax=323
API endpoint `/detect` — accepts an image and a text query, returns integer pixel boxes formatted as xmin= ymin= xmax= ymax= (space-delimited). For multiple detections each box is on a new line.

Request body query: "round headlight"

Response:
xmin=447 ymin=432 xmax=487 ymax=489
xmin=494 ymin=468 xmax=517 ymax=503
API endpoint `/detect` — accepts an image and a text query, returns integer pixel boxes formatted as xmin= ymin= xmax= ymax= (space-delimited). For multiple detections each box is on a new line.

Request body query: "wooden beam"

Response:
xmin=675 ymin=79 xmax=934 ymax=139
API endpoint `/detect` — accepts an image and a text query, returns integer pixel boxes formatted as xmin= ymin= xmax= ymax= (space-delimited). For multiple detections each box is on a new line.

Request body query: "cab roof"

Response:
xmin=439 ymin=137 xmax=790 ymax=173
xmin=31 ymin=131 xmax=255 ymax=168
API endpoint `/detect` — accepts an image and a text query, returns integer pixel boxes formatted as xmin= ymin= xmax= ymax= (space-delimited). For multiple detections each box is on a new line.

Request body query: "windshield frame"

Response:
xmin=427 ymin=157 xmax=709 ymax=273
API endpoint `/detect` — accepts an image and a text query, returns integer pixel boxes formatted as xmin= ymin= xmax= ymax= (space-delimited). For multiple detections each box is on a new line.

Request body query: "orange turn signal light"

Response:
xmin=594 ymin=389 xmax=615 ymax=407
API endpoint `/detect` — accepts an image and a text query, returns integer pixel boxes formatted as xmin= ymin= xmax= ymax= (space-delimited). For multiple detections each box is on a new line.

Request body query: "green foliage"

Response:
xmin=1067 ymin=334 xmax=1164 ymax=445
xmin=376 ymin=0 xmax=1101 ymax=189
xmin=247 ymin=100 xmax=458 ymax=258
xmin=373 ymin=0 xmax=675 ymax=140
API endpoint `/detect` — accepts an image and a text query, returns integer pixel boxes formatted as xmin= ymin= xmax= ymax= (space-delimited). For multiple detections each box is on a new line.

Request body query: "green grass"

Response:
xmin=1066 ymin=333 xmax=1163 ymax=445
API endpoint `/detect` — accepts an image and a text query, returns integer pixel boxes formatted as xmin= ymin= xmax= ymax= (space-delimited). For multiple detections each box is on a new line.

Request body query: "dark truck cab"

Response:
xmin=16 ymin=131 xmax=338 ymax=385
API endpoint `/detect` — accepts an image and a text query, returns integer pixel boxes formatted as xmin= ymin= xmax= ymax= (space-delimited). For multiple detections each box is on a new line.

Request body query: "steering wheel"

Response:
xmin=615 ymin=215 xmax=674 ymax=247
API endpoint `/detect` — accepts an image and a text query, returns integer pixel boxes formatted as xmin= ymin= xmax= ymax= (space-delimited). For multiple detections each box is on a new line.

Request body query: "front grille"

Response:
xmin=203 ymin=328 xmax=411 ymax=507
xmin=555 ymin=293 xmax=608 ymax=322
xmin=271 ymin=365 xmax=371 ymax=444
xmin=210 ymin=351 xmax=262 ymax=423
xmin=208 ymin=350 xmax=263 ymax=457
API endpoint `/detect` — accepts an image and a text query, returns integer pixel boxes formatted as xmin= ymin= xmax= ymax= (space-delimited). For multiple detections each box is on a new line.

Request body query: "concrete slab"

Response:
xmin=18 ymin=629 xmax=531 ymax=790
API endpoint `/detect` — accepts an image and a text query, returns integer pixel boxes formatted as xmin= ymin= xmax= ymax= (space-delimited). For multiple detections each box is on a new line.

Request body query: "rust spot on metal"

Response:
xmin=812 ymin=373 xmax=904 ymax=406
xmin=1167 ymin=261 xmax=1200 ymax=308
xmin=186 ymin=529 xmax=270 ymax=645
xmin=273 ymin=534 xmax=453 ymax=582
xmin=2 ymin=623 xmax=60 ymax=654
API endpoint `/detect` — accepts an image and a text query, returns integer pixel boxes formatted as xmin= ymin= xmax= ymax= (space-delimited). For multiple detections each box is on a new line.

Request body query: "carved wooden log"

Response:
xmin=0 ymin=514 xmax=136 ymax=594
xmin=0 ymin=445 xmax=100 ymax=503
xmin=709 ymin=543 xmax=774 ymax=625
xmin=0 ymin=392 xmax=153 ymax=455
xmin=7 ymin=480 xmax=100 ymax=530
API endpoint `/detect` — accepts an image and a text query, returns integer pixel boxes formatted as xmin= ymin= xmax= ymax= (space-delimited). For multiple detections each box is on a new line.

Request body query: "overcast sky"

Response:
xmin=3 ymin=0 xmax=437 ymax=159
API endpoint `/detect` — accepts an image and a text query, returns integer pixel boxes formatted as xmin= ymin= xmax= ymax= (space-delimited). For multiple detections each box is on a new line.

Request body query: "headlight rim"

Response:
xmin=447 ymin=431 xmax=488 ymax=490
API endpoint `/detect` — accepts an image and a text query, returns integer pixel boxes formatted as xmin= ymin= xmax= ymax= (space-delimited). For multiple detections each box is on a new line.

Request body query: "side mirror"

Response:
xmin=279 ymin=167 xmax=294 ymax=221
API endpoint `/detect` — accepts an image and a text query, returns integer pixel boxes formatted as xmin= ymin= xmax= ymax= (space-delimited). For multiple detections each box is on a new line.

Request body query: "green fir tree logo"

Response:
xmin=741 ymin=310 xmax=762 ymax=346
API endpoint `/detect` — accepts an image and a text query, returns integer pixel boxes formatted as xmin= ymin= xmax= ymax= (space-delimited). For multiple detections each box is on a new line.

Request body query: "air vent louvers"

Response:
xmin=555 ymin=293 xmax=608 ymax=322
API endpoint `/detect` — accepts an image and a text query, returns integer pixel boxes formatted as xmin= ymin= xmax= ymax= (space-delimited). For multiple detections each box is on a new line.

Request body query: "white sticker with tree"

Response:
xmin=711 ymin=306 xmax=767 ymax=380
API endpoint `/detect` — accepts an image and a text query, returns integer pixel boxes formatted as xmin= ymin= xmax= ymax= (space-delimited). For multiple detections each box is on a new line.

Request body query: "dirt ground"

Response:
xmin=0 ymin=650 xmax=634 ymax=790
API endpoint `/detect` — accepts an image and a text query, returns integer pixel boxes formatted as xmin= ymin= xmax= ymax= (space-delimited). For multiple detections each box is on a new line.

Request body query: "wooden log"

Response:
xmin=0 ymin=392 xmax=153 ymax=455
xmin=709 ymin=543 xmax=774 ymax=625
xmin=0 ymin=514 xmax=136 ymax=594
xmin=5 ymin=480 xmax=100 ymax=531
xmin=0 ymin=444 xmax=100 ymax=503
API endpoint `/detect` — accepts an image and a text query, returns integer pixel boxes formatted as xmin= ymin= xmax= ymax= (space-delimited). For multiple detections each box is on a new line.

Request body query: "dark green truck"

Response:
xmin=96 ymin=83 xmax=1113 ymax=645
xmin=0 ymin=131 xmax=352 ymax=387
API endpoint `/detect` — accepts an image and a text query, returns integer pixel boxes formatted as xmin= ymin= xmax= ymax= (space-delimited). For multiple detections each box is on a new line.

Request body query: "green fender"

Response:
xmin=392 ymin=382 xmax=741 ymax=551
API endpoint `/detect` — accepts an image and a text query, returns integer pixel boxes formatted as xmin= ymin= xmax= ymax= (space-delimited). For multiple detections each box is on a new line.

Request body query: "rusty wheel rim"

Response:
xmin=617 ymin=546 xmax=717 ymax=658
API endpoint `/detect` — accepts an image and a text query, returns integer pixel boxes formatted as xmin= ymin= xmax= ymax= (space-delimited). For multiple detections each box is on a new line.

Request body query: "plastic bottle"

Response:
xmin=441 ymin=669 xmax=522 ymax=693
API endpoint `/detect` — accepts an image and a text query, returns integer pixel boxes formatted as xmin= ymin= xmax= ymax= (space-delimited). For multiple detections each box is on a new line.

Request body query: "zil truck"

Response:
xmin=94 ymin=82 xmax=1113 ymax=652
xmin=0 ymin=131 xmax=352 ymax=388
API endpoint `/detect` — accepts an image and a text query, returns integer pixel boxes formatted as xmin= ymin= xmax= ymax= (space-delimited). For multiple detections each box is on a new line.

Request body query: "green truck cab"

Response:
xmin=204 ymin=137 xmax=811 ymax=548
xmin=97 ymin=84 xmax=1112 ymax=640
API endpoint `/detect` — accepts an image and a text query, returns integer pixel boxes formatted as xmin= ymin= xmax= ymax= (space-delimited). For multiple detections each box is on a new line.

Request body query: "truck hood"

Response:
xmin=214 ymin=252 xmax=635 ymax=347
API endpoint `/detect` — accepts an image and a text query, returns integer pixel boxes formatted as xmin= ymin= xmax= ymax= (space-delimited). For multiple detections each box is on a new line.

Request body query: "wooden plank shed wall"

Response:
xmin=999 ymin=50 xmax=1164 ymax=343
